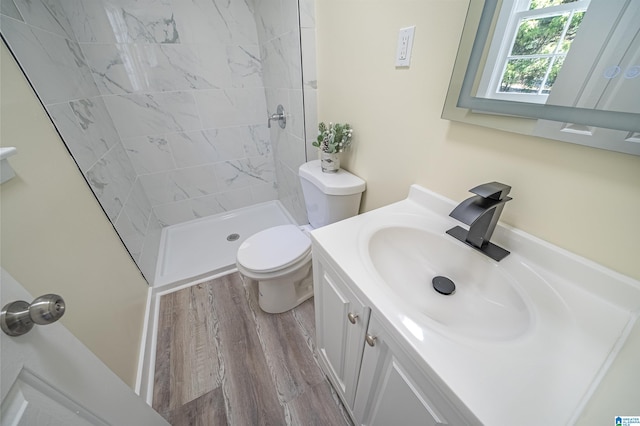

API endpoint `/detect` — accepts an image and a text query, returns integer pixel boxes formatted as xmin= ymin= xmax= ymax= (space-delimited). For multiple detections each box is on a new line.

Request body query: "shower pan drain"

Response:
xmin=226 ymin=233 xmax=240 ymax=242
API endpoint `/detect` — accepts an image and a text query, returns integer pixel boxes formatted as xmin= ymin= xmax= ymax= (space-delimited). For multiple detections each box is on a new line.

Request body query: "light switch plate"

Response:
xmin=395 ymin=26 xmax=415 ymax=67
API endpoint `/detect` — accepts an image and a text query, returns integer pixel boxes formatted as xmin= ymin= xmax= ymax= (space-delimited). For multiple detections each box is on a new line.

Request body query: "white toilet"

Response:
xmin=236 ymin=160 xmax=366 ymax=313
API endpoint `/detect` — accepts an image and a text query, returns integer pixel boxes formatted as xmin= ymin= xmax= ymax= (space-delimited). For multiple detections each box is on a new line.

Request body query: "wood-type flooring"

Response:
xmin=152 ymin=272 xmax=352 ymax=425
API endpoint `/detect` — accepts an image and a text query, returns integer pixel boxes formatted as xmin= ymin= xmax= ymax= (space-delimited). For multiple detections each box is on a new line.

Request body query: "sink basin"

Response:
xmin=366 ymin=222 xmax=534 ymax=341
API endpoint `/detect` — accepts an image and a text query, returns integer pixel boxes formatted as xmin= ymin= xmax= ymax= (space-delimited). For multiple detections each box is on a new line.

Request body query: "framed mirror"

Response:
xmin=443 ymin=0 xmax=640 ymax=156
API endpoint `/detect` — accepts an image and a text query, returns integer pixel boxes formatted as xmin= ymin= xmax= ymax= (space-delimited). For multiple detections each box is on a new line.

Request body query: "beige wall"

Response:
xmin=317 ymin=0 xmax=640 ymax=282
xmin=0 ymin=44 xmax=148 ymax=387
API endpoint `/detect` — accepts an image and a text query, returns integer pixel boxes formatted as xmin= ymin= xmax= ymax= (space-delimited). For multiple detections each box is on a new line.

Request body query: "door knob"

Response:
xmin=347 ymin=312 xmax=358 ymax=324
xmin=1 ymin=294 xmax=66 ymax=336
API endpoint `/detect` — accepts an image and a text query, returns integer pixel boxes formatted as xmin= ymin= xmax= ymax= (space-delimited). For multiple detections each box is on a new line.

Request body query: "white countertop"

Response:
xmin=310 ymin=184 xmax=640 ymax=425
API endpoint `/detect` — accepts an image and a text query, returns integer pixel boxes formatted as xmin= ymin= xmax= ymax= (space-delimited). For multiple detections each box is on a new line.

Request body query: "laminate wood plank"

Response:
xmin=170 ymin=283 xmax=221 ymax=408
xmin=286 ymin=381 xmax=353 ymax=426
xmin=154 ymin=272 xmax=351 ymax=425
xmin=242 ymin=279 xmax=327 ymax=403
xmin=292 ymin=297 xmax=318 ymax=352
xmin=153 ymin=293 xmax=174 ymax=420
xmin=168 ymin=387 xmax=227 ymax=426
xmin=187 ymin=283 xmax=222 ymax=397
xmin=211 ymin=273 xmax=287 ymax=425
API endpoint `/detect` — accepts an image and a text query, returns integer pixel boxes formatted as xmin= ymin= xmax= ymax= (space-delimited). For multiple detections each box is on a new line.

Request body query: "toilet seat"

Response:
xmin=237 ymin=225 xmax=311 ymax=274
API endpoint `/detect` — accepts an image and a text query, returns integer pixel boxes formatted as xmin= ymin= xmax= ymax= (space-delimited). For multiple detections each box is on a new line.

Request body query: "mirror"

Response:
xmin=443 ymin=0 xmax=640 ymax=156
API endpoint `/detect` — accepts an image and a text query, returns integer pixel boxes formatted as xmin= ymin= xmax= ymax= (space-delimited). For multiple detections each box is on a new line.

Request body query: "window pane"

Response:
xmin=558 ymin=11 xmax=585 ymax=52
xmin=528 ymin=0 xmax=580 ymax=10
xmin=512 ymin=14 xmax=569 ymax=55
xmin=542 ymin=56 xmax=564 ymax=93
xmin=499 ymin=58 xmax=551 ymax=93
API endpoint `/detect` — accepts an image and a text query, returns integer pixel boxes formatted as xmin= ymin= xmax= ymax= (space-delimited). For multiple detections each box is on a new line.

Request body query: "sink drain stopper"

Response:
xmin=432 ymin=276 xmax=455 ymax=295
xmin=227 ymin=233 xmax=240 ymax=241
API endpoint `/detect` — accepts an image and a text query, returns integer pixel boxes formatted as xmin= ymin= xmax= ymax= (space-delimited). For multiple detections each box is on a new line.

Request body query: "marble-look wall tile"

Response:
xmin=115 ymin=208 xmax=144 ymax=259
xmin=287 ymin=89 xmax=305 ymax=140
xmin=138 ymin=172 xmax=172 ymax=206
xmin=153 ymin=199 xmax=194 ymax=226
xmin=227 ymin=44 xmax=263 ymax=88
xmin=47 ymin=102 xmax=105 ymax=172
xmin=138 ymin=210 xmax=163 ymax=282
xmin=104 ymin=91 xmax=201 ymax=138
xmin=241 ymin=124 xmax=271 ymax=157
xmin=166 ymin=128 xmax=246 ymax=168
xmin=250 ymin=181 xmax=279 ymax=204
xmin=214 ymin=155 xmax=275 ymax=192
xmin=280 ymin=0 xmax=300 ymax=35
xmin=169 ymin=164 xmax=220 ymax=200
xmin=275 ymin=162 xmax=307 ymax=225
xmin=83 ymin=43 xmax=221 ymax=95
xmin=97 ymin=0 xmax=180 ymax=44
xmin=190 ymin=187 xmax=253 ymax=218
xmin=58 ymin=0 xmax=117 ymax=43
xmin=12 ymin=0 xmax=74 ymax=38
xmin=86 ymin=142 xmax=137 ymax=220
xmin=195 ymin=89 xmax=267 ymax=129
xmin=278 ymin=133 xmax=306 ymax=173
xmin=123 ymin=178 xmax=153 ymax=234
xmin=1 ymin=0 xmax=24 ymax=20
xmin=254 ymin=0 xmax=284 ymax=43
xmin=299 ymin=0 xmax=315 ymax=29
xmin=123 ymin=134 xmax=176 ymax=174
xmin=261 ymin=32 xmax=301 ymax=90
xmin=303 ymin=88 xmax=318 ymax=156
xmin=171 ymin=0 xmax=257 ymax=45
xmin=1 ymin=16 xmax=100 ymax=104
xmin=300 ymin=28 xmax=316 ymax=90
xmin=69 ymin=97 xmax=120 ymax=144
xmin=62 ymin=0 xmax=179 ymax=44
xmin=139 ymin=163 xmax=221 ymax=206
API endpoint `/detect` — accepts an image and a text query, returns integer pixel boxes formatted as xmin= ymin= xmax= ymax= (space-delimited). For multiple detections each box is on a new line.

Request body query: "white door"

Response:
xmin=0 ymin=268 xmax=169 ymax=426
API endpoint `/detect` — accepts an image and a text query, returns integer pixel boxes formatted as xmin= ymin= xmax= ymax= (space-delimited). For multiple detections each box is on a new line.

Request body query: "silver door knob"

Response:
xmin=1 ymin=294 xmax=66 ymax=336
xmin=347 ymin=312 xmax=358 ymax=324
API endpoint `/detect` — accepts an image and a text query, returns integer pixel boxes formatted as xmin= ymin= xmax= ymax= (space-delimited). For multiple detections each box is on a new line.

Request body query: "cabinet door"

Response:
xmin=353 ymin=316 xmax=475 ymax=426
xmin=314 ymin=257 xmax=371 ymax=407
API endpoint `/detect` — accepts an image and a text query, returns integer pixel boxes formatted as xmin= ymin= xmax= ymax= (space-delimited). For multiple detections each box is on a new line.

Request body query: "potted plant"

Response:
xmin=313 ymin=122 xmax=353 ymax=173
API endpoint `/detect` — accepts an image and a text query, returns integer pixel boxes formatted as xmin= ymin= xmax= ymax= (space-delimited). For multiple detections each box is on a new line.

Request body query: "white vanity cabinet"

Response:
xmin=313 ymin=253 xmax=371 ymax=411
xmin=313 ymin=249 xmax=479 ymax=426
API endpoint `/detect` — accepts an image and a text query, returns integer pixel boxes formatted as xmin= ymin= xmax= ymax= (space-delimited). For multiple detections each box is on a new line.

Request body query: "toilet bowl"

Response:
xmin=236 ymin=160 xmax=366 ymax=313
xmin=236 ymin=225 xmax=313 ymax=314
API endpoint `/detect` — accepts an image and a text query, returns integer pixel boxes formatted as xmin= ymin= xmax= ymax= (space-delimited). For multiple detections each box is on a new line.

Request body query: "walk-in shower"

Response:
xmin=1 ymin=0 xmax=318 ymax=287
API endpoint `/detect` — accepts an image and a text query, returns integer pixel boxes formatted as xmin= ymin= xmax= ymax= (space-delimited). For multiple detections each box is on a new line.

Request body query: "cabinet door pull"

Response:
xmin=365 ymin=334 xmax=377 ymax=347
xmin=347 ymin=312 xmax=358 ymax=324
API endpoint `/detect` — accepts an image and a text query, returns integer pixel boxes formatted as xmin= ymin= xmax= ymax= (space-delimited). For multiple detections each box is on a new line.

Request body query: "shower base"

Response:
xmin=154 ymin=201 xmax=297 ymax=288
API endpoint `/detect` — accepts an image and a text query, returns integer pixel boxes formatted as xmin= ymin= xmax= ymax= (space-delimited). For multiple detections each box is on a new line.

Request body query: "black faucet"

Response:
xmin=446 ymin=182 xmax=512 ymax=261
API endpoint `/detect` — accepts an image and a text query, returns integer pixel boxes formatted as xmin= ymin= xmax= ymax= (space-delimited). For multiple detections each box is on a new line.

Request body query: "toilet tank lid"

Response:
xmin=299 ymin=160 xmax=366 ymax=196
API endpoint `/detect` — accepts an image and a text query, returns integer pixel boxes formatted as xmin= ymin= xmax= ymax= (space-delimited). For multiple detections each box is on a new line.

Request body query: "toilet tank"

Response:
xmin=299 ymin=160 xmax=366 ymax=228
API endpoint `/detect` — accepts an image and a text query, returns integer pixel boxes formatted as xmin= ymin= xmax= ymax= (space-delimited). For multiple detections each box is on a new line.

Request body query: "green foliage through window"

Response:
xmin=498 ymin=2 xmax=586 ymax=95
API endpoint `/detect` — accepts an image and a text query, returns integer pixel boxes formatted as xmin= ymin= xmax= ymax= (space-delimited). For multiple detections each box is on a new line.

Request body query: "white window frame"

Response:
xmin=476 ymin=0 xmax=591 ymax=104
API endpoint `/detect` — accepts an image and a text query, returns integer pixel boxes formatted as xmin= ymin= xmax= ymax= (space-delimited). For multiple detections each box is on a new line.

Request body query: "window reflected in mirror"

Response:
xmin=477 ymin=0 xmax=590 ymax=104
